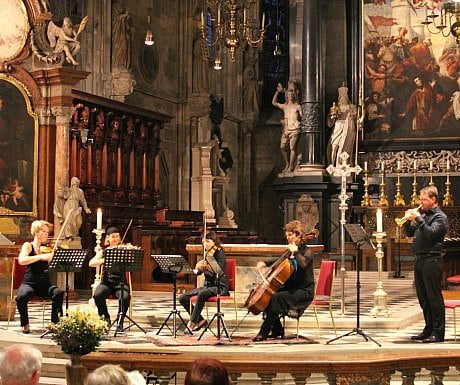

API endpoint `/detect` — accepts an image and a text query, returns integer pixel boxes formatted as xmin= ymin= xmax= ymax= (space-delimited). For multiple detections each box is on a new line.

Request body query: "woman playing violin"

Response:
xmin=179 ymin=231 xmax=229 ymax=332
xmin=253 ymin=220 xmax=315 ymax=341
xmin=16 ymin=220 xmax=64 ymax=334
xmin=89 ymin=226 xmax=130 ymax=332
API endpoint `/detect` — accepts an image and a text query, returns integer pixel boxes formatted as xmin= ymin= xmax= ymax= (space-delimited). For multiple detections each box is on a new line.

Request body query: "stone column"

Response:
xmin=299 ymin=0 xmax=324 ymax=172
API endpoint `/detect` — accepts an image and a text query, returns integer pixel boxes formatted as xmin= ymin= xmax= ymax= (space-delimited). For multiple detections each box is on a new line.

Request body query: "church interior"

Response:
xmin=1 ymin=0 xmax=460 ymax=384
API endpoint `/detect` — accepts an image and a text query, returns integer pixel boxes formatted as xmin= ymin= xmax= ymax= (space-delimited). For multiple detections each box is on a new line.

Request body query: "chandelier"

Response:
xmin=421 ymin=0 xmax=460 ymax=42
xmin=200 ymin=0 xmax=265 ymax=62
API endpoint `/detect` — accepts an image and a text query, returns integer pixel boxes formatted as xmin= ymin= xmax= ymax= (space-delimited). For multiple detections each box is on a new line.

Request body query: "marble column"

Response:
xmin=299 ymin=0 xmax=324 ymax=171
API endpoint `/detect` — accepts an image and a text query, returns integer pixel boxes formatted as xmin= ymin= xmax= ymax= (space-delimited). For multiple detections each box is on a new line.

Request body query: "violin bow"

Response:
xmin=52 ymin=208 xmax=74 ymax=253
xmin=120 ymin=219 xmax=133 ymax=245
xmin=202 ymin=213 xmax=207 ymax=261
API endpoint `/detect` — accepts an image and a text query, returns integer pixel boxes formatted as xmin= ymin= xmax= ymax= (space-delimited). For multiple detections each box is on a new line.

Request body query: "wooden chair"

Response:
xmin=444 ymin=299 xmax=460 ymax=341
xmin=7 ymin=257 xmax=47 ymax=330
xmin=190 ymin=258 xmax=238 ymax=324
xmin=310 ymin=260 xmax=337 ymax=336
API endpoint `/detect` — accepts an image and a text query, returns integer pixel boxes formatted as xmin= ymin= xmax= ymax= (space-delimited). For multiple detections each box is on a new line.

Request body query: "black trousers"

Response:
xmin=414 ymin=256 xmax=445 ymax=339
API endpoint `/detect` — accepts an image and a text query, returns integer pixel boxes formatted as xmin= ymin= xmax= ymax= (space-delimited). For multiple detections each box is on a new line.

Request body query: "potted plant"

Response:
xmin=52 ymin=306 xmax=108 ymax=385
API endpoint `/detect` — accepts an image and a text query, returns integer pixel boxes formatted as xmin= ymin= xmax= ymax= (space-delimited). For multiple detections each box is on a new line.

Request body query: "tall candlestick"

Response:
xmin=376 ymin=208 xmax=383 ymax=233
xmin=97 ymin=208 xmax=102 ymax=230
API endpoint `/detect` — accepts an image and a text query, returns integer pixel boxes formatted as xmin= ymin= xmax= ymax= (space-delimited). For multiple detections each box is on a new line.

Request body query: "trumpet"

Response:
xmin=395 ymin=205 xmax=422 ymax=226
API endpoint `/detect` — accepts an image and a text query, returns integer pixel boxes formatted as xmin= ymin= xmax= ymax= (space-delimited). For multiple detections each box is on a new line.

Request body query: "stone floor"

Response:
xmin=2 ymin=270 xmax=460 ymax=384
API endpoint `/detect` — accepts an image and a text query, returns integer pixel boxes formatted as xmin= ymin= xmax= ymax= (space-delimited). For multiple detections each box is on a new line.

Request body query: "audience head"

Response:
xmin=0 ymin=344 xmax=42 ymax=385
xmin=184 ymin=357 xmax=231 ymax=385
xmin=84 ymin=364 xmax=130 ymax=385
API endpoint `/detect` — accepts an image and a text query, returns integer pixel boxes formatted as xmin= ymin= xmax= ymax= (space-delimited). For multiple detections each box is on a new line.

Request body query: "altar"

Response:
xmin=186 ymin=243 xmax=324 ymax=304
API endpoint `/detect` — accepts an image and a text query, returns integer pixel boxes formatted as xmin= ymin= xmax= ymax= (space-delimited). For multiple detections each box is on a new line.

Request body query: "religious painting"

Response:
xmin=0 ymin=76 xmax=38 ymax=215
xmin=0 ymin=0 xmax=30 ymax=62
xmin=362 ymin=0 xmax=460 ymax=150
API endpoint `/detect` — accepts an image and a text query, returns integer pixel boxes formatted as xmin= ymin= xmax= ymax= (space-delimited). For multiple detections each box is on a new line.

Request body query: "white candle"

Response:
xmin=97 ymin=208 xmax=102 ymax=230
xmin=381 ymin=160 xmax=385 ymax=171
xmin=447 ymin=159 xmax=450 ymax=170
xmin=376 ymin=209 xmax=383 ymax=233
xmin=243 ymin=8 xmax=247 ymax=25
xmin=201 ymin=11 xmax=204 ymax=27
xmin=364 ymin=161 xmax=368 ymax=171
xmin=217 ymin=6 xmax=220 ymax=25
xmin=397 ymin=160 xmax=401 ymax=170
xmin=261 ymin=12 xmax=265 ymax=28
xmin=429 ymin=160 xmax=433 ymax=170
xmin=414 ymin=159 xmax=417 ymax=170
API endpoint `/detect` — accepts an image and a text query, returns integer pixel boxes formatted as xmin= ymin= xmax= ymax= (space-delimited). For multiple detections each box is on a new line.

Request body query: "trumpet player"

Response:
xmin=403 ymin=186 xmax=448 ymax=343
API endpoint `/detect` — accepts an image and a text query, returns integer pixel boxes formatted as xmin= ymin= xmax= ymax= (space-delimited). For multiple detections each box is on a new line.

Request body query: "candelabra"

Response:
xmin=370 ymin=230 xmax=392 ymax=318
xmin=361 ymin=168 xmax=373 ymax=207
xmin=89 ymin=228 xmax=105 ymax=306
xmin=378 ymin=168 xmax=389 ymax=207
xmin=443 ymin=168 xmax=455 ymax=206
xmin=410 ymin=167 xmax=420 ymax=206
xmin=393 ymin=169 xmax=406 ymax=206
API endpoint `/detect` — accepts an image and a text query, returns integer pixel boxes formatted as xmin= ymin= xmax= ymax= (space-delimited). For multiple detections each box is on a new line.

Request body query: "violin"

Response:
xmin=39 ymin=238 xmax=70 ymax=253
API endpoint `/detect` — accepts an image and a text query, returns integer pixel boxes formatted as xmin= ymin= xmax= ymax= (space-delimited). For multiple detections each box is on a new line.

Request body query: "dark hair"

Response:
xmin=106 ymin=226 xmax=120 ymax=235
xmin=205 ymin=231 xmax=221 ymax=247
xmin=184 ymin=358 xmax=231 ymax=385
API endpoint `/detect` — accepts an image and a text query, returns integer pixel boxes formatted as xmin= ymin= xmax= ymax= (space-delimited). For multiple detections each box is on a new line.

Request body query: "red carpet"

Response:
xmin=148 ymin=332 xmax=317 ymax=346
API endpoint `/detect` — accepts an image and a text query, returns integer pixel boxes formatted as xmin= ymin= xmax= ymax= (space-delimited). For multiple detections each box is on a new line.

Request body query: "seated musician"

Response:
xmin=16 ymin=220 xmax=64 ymax=334
xmin=89 ymin=226 xmax=130 ymax=332
xmin=179 ymin=231 xmax=230 ymax=332
xmin=253 ymin=220 xmax=315 ymax=341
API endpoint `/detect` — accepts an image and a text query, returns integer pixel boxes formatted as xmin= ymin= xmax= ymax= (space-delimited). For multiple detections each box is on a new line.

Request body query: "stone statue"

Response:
xmin=112 ymin=2 xmax=133 ymax=70
xmin=272 ymin=82 xmax=302 ymax=172
xmin=47 ymin=15 xmax=89 ymax=65
xmin=327 ymin=84 xmax=357 ymax=167
xmin=243 ymin=50 xmax=261 ymax=117
xmin=192 ymin=30 xmax=210 ymax=93
xmin=54 ymin=177 xmax=91 ymax=240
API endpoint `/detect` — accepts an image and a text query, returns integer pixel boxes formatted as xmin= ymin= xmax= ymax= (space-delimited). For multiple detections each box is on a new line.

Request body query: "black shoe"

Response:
xmin=252 ymin=334 xmax=267 ymax=342
xmin=422 ymin=335 xmax=444 ymax=343
xmin=192 ymin=319 xmax=207 ymax=332
xmin=410 ymin=333 xmax=430 ymax=341
xmin=268 ymin=328 xmax=285 ymax=339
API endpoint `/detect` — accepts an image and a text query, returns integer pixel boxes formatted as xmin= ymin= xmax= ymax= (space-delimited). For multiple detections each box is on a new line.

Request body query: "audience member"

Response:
xmin=0 ymin=344 xmax=42 ymax=385
xmin=184 ymin=357 xmax=231 ymax=385
xmin=84 ymin=364 xmax=130 ymax=385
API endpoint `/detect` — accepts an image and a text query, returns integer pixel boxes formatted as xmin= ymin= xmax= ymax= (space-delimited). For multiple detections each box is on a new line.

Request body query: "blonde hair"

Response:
xmin=84 ymin=364 xmax=130 ymax=385
xmin=30 ymin=220 xmax=52 ymax=236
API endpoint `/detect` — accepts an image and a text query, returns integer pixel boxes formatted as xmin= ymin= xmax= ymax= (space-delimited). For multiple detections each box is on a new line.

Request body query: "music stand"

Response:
xmin=104 ymin=248 xmax=146 ymax=337
xmin=327 ymin=224 xmax=381 ymax=347
xmin=153 ymin=254 xmax=193 ymax=337
xmin=41 ymin=249 xmax=88 ymax=338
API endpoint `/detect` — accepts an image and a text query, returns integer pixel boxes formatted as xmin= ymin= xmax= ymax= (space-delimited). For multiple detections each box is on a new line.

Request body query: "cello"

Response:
xmin=245 ymin=229 xmax=319 ymax=315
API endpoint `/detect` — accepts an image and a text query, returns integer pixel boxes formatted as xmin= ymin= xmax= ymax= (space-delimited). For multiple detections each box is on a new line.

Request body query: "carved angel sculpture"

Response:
xmin=47 ymin=16 xmax=89 ymax=65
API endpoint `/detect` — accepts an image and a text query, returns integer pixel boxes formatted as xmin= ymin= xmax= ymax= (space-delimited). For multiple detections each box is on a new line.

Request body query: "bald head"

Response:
xmin=0 ymin=344 xmax=42 ymax=385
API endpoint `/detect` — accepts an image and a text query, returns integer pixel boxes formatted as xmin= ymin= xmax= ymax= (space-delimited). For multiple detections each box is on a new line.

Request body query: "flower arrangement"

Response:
xmin=53 ymin=306 xmax=108 ymax=356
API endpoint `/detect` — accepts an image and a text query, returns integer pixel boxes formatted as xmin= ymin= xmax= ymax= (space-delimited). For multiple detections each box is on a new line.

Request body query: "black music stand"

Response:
xmin=198 ymin=272 xmax=231 ymax=342
xmin=327 ymin=224 xmax=381 ymax=347
xmin=153 ymin=255 xmax=193 ymax=337
xmin=41 ymin=249 xmax=88 ymax=338
xmin=104 ymin=248 xmax=146 ymax=337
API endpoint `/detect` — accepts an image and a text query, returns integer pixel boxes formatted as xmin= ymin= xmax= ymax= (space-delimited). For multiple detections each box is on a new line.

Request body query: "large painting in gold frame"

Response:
xmin=0 ymin=76 xmax=38 ymax=215
xmin=363 ymin=0 xmax=460 ymax=150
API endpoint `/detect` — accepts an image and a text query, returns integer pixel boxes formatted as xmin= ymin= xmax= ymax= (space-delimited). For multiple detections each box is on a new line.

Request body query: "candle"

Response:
xmin=201 ymin=11 xmax=204 ymax=27
xmin=243 ymin=8 xmax=247 ymax=25
xmin=97 ymin=208 xmax=102 ymax=230
xmin=217 ymin=6 xmax=220 ymax=25
xmin=261 ymin=12 xmax=265 ymax=29
xmin=376 ymin=208 xmax=383 ymax=233
xmin=429 ymin=160 xmax=433 ymax=170
xmin=397 ymin=160 xmax=400 ymax=170
xmin=414 ymin=159 xmax=417 ymax=170
xmin=447 ymin=159 xmax=450 ymax=170
xmin=381 ymin=160 xmax=385 ymax=171
xmin=364 ymin=161 xmax=368 ymax=171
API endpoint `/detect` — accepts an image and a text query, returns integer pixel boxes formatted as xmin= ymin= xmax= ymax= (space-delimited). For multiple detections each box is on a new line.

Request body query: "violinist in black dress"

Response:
xmin=179 ymin=231 xmax=229 ymax=332
xmin=16 ymin=220 xmax=64 ymax=334
xmin=253 ymin=220 xmax=315 ymax=341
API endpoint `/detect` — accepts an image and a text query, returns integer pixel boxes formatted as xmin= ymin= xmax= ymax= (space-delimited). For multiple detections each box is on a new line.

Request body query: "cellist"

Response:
xmin=253 ymin=220 xmax=315 ymax=341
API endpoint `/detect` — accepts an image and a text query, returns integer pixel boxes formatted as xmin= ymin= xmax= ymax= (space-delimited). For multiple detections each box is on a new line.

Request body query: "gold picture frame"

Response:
xmin=0 ymin=75 xmax=38 ymax=215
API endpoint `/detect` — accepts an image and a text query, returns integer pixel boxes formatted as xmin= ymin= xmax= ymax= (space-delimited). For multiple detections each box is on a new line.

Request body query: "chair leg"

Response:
xmin=453 ymin=308 xmax=457 ymax=342
xmin=313 ymin=305 xmax=322 ymax=336
xmin=329 ymin=307 xmax=337 ymax=336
